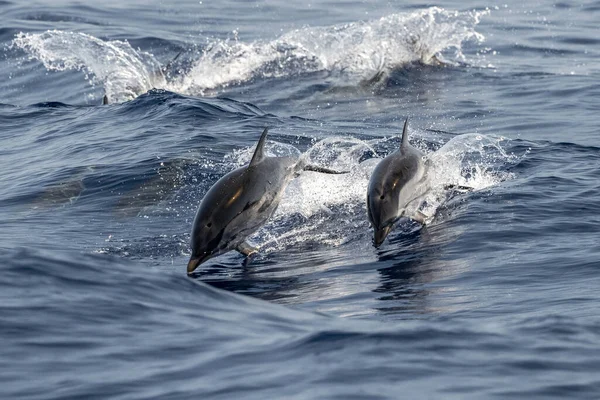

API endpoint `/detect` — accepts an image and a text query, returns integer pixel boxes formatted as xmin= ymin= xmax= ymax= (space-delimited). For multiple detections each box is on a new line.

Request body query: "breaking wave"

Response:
xmin=11 ymin=7 xmax=490 ymax=102
xmin=12 ymin=30 xmax=166 ymax=103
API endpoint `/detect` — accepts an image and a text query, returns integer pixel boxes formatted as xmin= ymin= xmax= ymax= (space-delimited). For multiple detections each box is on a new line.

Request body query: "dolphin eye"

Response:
xmin=380 ymin=195 xmax=385 ymax=200
xmin=206 ymin=222 xmax=212 ymax=228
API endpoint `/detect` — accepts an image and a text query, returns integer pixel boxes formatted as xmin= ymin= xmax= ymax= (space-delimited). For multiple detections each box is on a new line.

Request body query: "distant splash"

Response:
xmin=12 ymin=7 xmax=489 ymax=102
xmin=11 ymin=30 xmax=166 ymax=103
xmin=180 ymin=7 xmax=489 ymax=93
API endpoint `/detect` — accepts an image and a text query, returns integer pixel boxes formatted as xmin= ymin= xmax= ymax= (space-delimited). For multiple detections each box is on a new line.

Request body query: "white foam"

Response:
xmin=178 ymin=7 xmax=489 ymax=93
xmin=219 ymin=132 xmax=517 ymax=252
xmin=12 ymin=30 xmax=166 ymax=103
xmin=12 ymin=7 xmax=490 ymax=101
xmin=417 ymin=133 xmax=515 ymax=222
xmin=278 ymin=137 xmax=376 ymax=218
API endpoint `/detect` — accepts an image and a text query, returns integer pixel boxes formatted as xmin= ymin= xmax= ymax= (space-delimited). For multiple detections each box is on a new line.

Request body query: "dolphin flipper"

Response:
xmin=411 ymin=210 xmax=429 ymax=225
xmin=303 ymin=164 xmax=348 ymax=174
xmin=236 ymin=241 xmax=258 ymax=257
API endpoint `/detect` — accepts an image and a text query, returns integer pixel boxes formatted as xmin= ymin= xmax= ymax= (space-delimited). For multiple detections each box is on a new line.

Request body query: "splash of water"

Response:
xmin=418 ymin=134 xmax=515 ymax=222
xmin=180 ymin=7 xmax=489 ymax=93
xmin=11 ymin=30 xmax=166 ymax=103
xmin=219 ymin=132 xmax=516 ymax=253
xmin=95 ymin=131 xmax=519 ymax=262
xmin=12 ymin=7 xmax=489 ymax=101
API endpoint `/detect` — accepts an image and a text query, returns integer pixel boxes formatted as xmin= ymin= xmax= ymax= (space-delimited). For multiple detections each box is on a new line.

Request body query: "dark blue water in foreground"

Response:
xmin=2 ymin=0 xmax=600 ymax=398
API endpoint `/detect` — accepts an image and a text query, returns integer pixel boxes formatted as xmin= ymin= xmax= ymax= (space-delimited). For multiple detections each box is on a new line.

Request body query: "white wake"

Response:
xmin=12 ymin=7 xmax=490 ymax=102
xmin=221 ymin=130 xmax=516 ymax=253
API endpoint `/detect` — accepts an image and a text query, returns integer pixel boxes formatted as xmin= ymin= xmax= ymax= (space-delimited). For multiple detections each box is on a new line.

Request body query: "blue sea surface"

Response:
xmin=1 ymin=0 xmax=600 ymax=398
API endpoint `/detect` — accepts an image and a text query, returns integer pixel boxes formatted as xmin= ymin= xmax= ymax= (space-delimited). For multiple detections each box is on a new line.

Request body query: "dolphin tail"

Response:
xmin=160 ymin=49 xmax=184 ymax=79
xmin=400 ymin=118 xmax=409 ymax=149
xmin=303 ymin=164 xmax=349 ymax=174
xmin=359 ymin=70 xmax=387 ymax=88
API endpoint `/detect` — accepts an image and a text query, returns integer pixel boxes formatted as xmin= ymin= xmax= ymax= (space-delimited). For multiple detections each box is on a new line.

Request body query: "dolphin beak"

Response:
xmin=187 ymin=257 xmax=201 ymax=274
xmin=373 ymin=226 xmax=392 ymax=248
xmin=187 ymin=253 xmax=210 ymax=275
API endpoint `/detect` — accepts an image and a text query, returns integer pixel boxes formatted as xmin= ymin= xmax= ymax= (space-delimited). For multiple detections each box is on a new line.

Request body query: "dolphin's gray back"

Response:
xmin=192 ymin=156 xmax=296 ymax=253
xmin=367 ymin=144 xmax=426 ymax=229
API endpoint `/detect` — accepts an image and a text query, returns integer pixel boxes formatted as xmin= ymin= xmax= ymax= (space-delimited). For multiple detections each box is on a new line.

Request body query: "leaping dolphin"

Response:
xmin=187 ymin=128 xmax=345 ymax=274
xmin=367 ymin=119 xmax=430 ymax=248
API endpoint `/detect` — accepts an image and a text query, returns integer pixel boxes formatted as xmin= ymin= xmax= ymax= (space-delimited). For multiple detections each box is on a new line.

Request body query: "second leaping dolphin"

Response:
xmin=367 ymin=119 xmax=431 ymax=248
xmin=187 ymin=128 xmax=345 ymax=274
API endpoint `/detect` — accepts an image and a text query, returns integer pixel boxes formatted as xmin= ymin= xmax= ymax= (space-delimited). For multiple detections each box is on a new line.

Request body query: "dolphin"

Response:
xmin=367 ymin=119 xmax=430 ymax=248
xmin=187 ymin=128 xmax=345 ymax=274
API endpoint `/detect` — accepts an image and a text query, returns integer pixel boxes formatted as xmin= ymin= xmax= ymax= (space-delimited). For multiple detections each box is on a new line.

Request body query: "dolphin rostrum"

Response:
xmin=367 ymin=119 xmax=431 ymax=248
xmin=187 ymin=128 xmax=345 ymax=274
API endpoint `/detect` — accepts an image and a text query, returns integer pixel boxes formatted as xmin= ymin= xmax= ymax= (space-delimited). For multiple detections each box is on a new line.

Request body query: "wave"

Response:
xmin=0 ymin=91 xmax=519 ymax=264
xmin=2 ymin=246 xmax=599 ymax=399
xmin=11 ymin=7 xmax=489 ymax=102
xmin=11 ymin=30 xmax=166 ymax=103
xmin=91 ymin=126 xmax=519 ymax=265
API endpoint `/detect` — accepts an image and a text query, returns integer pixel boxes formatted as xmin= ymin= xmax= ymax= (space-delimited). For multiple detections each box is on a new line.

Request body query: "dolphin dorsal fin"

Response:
xmin=249 ymin=127 xmax=269 ymax=167
xmin=400 ymin=118 xmax=409 ymax=149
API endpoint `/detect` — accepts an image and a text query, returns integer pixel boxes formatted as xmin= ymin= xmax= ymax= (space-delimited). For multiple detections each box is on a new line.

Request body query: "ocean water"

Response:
xmin=1 ymin=0 xmax=600 ymax=398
